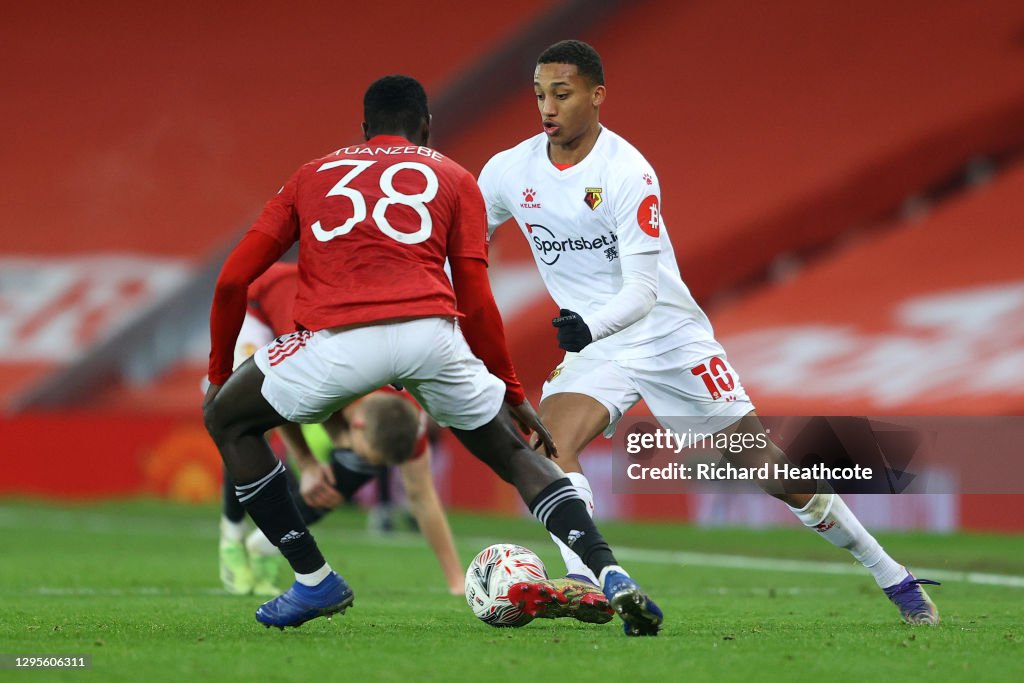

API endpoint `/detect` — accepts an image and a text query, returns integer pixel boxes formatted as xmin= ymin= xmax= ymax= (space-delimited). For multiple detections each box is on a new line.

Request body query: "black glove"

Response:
xmin=552 ymin=308 xmax=593 ymax=352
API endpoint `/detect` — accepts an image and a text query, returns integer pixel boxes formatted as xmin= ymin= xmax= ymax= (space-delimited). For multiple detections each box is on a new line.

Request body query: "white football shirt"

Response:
xmin=478 ymin=127 xmax=724 ymax=362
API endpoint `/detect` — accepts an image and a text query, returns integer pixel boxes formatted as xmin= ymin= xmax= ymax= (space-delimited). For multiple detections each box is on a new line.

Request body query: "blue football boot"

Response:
xmin=601 ymin=570 xmax=663 ymax=636
xmin=255 ymin=572 xmax=354 ymax=629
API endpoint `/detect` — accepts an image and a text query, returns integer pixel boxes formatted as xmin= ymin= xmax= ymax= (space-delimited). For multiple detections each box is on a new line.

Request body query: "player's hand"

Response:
xmin=552 ymin=308 xmax=593 ymax=352
xmin=507 ymin=398 xmax=558 ymax=459
xmin=299 ymin=462 xmax=342 ymax=510
xmin=202 ymin=382 xmax=222 ymax=409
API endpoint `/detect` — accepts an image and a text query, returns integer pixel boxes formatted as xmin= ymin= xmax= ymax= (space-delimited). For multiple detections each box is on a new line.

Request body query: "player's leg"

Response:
xmin=204 ymin=336 xmax=360 ymax=628
xmin=533 ymin=392 xmax=608 ymax=584
xmin=720 ymin=411 xmax=939 ymax=624
xmin=244 ymin=447 xmax=375 ymax=595
xmin=405 ymin=318 xmax=660 ymax=635
xmin=535 ymin=392 xmax=611 ymax=474
xmin=231 ymin=325 xmax=426 ymax=627
xmin=449 ymin=412 xmax=659 ymax=632
xmin=204 ymin=357 xmax=331 ymax=578
xmin=642 ymin=349 xmax=938 ymax=625
xmin=217 ymin=312 xmax=273 ymax=594
xmin=246 ymin=460 xmax=334 ymax=597
xmin=219 ymin=467 xmax=255 ymax=594
xmin=456 ymin=420 xmax=659 ymax=633
xmin=536 ymin=355 xmax=639 ymax=585
xmin=246 ymin=387 xmax=414 ymax=562
xmin=221 ymin=469 xmax=248 ymax=534
xmin=368 ymin=469 xmax=395 ymax=532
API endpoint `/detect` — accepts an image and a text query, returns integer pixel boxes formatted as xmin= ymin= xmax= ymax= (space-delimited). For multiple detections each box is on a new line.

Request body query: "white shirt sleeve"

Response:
xmin=611 ymin=162 xmax=662 ymax=257
xmin=584 ymin=251 xmax=659 ymax=341
xmin=477 ymin=155 xmax=513 ymax=240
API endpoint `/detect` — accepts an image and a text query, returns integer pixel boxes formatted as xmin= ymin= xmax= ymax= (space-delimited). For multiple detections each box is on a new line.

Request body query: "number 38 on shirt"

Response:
xmin=310 ymin=159 xmax=439 ymax=245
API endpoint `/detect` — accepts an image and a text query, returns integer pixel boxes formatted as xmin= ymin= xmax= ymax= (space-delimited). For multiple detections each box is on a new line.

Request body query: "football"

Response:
xmin=464 ymin=544 xmax=547 ymax=627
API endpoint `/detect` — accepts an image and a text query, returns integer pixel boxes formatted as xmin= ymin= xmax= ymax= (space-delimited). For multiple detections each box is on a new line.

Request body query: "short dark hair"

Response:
xmin=361 ymin=393 xmax=421 ymax=467
xmin=363 ymin=75 xmax=429 ymax=136
xmin=537 ymin=40 xmax=605 ymax=86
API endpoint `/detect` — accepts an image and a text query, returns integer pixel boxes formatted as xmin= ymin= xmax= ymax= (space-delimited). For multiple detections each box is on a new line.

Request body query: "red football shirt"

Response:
xmin=249 ymin=135 xmax=487 ymax=331
xmin=209 ymin=134 xmax=524 ymax=404
xmin=247 ymin=262 xmax=299 ymax=336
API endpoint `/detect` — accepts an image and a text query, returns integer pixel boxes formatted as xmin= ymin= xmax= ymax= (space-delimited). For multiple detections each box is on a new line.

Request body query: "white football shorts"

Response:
xmin=541 ymin=345 xmax=755 ymax=437
xmin=254 ymin=317 xmax=505 ymax=430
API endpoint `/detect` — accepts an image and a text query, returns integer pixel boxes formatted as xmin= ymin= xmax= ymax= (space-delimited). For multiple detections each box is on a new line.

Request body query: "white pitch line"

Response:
xmin=29 ymin=587 xmax=225 ymax=597
xmin=609 ymin=546 xmax=1024 ymax=589
xmin=3 ymin=508 xmax=1023 ymax=588
xmin=0 ymin=508 xmax=215 ymax=538
xmin=351 ymin=530 xmax=1024 ymax=589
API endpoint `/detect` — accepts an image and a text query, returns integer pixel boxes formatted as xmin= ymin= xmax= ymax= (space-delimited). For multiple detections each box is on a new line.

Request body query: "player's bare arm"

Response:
xmin=397 ymin=451 xmax=464 ymax=595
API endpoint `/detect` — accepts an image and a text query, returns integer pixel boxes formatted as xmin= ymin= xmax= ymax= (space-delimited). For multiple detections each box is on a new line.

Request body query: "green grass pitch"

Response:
xmin=1 ymin=499 xmax=1022 ymax=682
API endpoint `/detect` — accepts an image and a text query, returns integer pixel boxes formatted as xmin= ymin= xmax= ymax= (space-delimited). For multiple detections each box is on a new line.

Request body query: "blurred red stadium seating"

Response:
xmin=4 ymin=1 xmax=1024 ymax=529
xmin=714 ymin=161 xmax=1024 ymax=416
xmin=0 ymin=0 xmax=560 ymax=407
xmin=0 ymin=0 xmax=559 ymax=256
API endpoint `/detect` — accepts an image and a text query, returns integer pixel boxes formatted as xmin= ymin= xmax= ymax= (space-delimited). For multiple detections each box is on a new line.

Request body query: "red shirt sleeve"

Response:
xmin=247 ymin=263 xmax=300 ymax=336
xmin=208 ymin=231 xmax=290 ymax=384
xmin=449 ymin=255 xmax=525 ymax=405
xmin=250 ymin=170 xmax=301 ymax=247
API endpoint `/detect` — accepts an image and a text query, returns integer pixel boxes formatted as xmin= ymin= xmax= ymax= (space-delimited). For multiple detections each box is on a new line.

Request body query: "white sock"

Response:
xmin=295 ymin=563 xmax=334 ymax=587
xmin=548 ymin=471 xmax=599 ymax=584
xmin=245 ymin=528 xmax=278 ymax=558
xmin=789 ymin=493 xmax=909 ymax=588
xmin=220 ymin=517 xmax=247 ymax=543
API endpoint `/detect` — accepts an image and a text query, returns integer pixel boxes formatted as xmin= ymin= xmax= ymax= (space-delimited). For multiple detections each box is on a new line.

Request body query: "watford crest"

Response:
xmin=583 ymin=187 xmax=603 ymax=211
